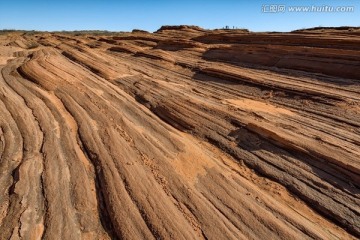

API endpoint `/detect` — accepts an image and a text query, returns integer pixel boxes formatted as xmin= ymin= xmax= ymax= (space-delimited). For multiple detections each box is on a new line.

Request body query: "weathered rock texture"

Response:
xmin=0 ymin=27 xmax=359 ymax=239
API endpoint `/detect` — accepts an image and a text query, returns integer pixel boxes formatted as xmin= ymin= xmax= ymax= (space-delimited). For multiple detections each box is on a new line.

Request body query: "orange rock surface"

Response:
xmin=0 ymin=26 xmax=359 ymax=239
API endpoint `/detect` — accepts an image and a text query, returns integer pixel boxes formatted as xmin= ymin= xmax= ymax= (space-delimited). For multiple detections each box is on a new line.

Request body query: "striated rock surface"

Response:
xmin=0 ymin=27 xmax=359 ymax=239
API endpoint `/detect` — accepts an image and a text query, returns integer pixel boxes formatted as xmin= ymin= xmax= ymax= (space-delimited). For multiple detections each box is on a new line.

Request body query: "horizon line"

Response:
xmin=1 ymin=24 xmax=359 ymax=34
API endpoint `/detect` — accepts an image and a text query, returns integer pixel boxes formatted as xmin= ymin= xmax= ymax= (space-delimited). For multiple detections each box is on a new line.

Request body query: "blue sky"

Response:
xmin=0 ymin=0 xmax=358 ymax=32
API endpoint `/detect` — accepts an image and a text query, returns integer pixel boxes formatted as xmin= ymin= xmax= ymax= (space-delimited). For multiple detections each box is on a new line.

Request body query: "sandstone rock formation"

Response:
xmin=0 ymin=26 xmax=359 ymax=239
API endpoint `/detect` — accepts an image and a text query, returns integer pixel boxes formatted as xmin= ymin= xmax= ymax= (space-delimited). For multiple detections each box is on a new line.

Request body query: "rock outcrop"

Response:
xmin=0 ymin=27 xmax=359 ymax=239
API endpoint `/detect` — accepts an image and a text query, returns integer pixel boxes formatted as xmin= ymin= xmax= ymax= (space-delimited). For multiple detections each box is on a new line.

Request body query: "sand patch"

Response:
xmin=223 ymin=98 xmax=295 ymax=116
xmin=171 ymin=133 xmax=217 ymax=184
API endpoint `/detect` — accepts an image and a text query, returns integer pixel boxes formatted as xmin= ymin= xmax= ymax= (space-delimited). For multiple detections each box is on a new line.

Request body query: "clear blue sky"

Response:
xmin=0 ymin=0 xmax=358 ymax=32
